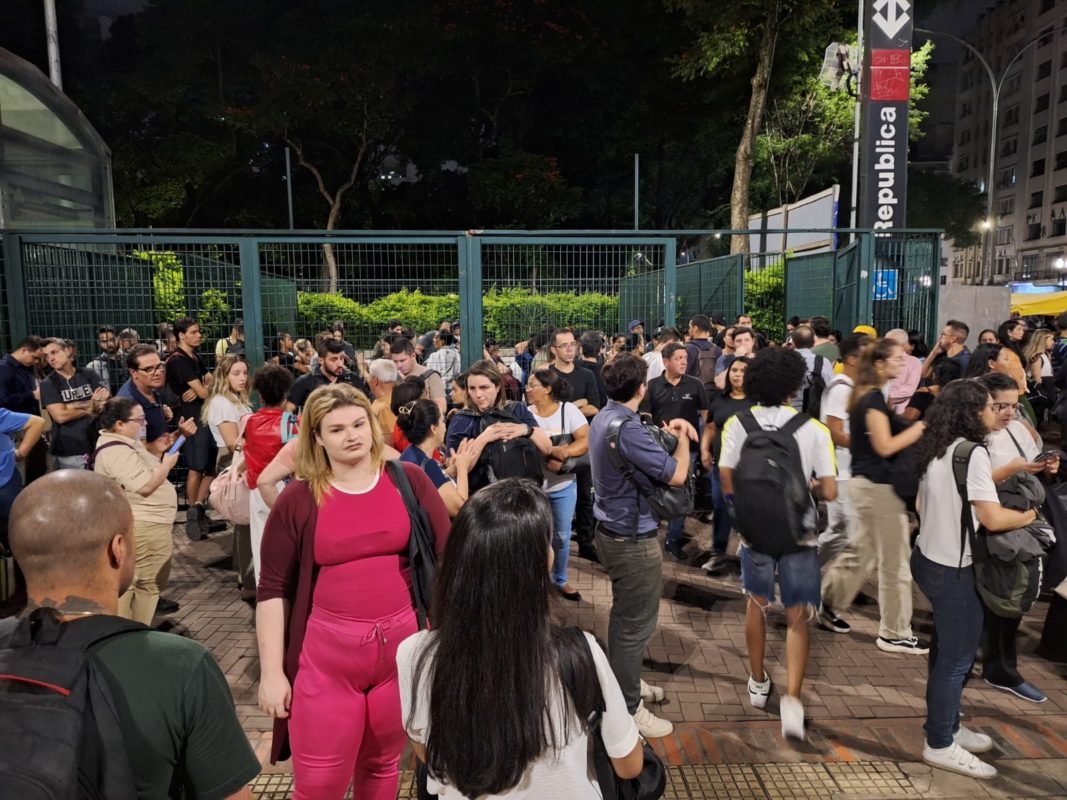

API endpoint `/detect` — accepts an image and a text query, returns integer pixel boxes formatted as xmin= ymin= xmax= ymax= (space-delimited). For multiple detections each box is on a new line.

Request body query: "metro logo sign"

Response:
xmin=872 ymin=0 xmax=911 ymax=40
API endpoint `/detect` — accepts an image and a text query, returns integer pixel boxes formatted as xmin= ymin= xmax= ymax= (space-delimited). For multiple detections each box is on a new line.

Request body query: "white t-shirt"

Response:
xmin=528 ymin=402 xmax=588 ymax=493
xmin=643 ymin=351 xmax=665 ymax=382
xmin=916 ymin=438 xmax=999 ymax=568
xmin=719 ymin=405 xmax=837 ymax=480
xmin=206 ymin=396 xmax=252 ymax=448
xmin=397 ymin=629 xmax=639 ymax=800
xmin=1040 ymin=352 xmax=1053 ymax=378
xmin=987 ymin=420 xmax=1039 ymax=468
xmin=819 ymin=375 xmax=854 ymax=480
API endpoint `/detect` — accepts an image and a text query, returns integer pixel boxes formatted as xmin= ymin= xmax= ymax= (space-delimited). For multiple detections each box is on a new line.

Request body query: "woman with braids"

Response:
xmin=911 ymin=379 xmax=1039 ymax=780
xmin=396 ymin=398 xmax=476 ymax=517
xmin=256 ymin=384 xmax=451 ymax=799
xmin=397 ymin=479 xmax=644 ymax=798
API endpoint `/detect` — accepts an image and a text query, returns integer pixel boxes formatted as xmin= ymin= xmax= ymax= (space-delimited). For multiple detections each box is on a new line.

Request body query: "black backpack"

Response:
xmin=604 ymin=417 xmax=694 ymax=525
xmin=461 ymin=403 xmax=544 ymax=492
xmin=0 ymin=609 xmax=145 ymax=799
xmin=730 ymin=410 xmax=814 ymax=558
xmin=952 ymin=441 xmax=1044 ymax=618
xmin=694 ymin=342 xmax=723 ymax=395
xmin=802 ymin=356 xmax=827 ymax=418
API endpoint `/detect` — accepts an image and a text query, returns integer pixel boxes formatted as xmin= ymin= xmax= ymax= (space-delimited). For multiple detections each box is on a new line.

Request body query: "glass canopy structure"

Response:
xmin=0 ymin=47 xmax=114 ymax=228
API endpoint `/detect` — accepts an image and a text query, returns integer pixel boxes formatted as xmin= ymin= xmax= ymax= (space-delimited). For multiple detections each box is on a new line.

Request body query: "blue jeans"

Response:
xmin=911 ymin=548 xmax=983 ymax=749
xmin=666 ymin=516 xmax=685 ymax=546
xmin=548 ymin=481 xmax=578 ymax=588
xmin=710 ymin=466 xmax=732 ymax=554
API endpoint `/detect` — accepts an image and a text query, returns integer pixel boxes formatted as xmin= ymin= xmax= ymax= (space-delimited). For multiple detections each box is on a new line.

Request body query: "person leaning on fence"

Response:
xmin=256 ymin=383 xmax=450 ymax=799
xmin=40 ymin=337 xmax=109 ymax=470
xmin=718 ymin=347 xmax=837 ymax=741
xmin=397 ymin=479 xmax=644 ymax=799
xmin=587 ymin=352 xmax=697 ymax=740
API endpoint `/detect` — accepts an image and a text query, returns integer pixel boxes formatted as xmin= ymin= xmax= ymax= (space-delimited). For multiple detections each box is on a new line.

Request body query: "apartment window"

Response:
xmin=1004 ymin=74 xmax=1022 ymax=96
xmin=1000 ymin=166 xmax=1018 ymax=188
xmin=1023 ymin=254 xmax=1040 ymax=277
xmin=1041 ymin=0 xmax=1055 ymax=15
xmin=1033 ymin=159 xmax=1047 ymax=177
xmin=1037 ymin=93 xmax=1051 ymax=113
xmin=999 ymin=196 xmax=1016 ymax=215
xmin=1062 ymin=50 xmax=1067 ymax=69
xmin=1005 ymin=105 xmax=1021 ymax=126
xmin=1035 ymin=126 xmax=1049 ymax=145
xmin=960 ymin=70 xmax=975 ymax=90
xmin=1054 ymin=218 xmax=1067 ymax=237
xmin=1056 ymin=184 xmax=1067 ymax=202
xmin=1028 ymin=222 xmax=1043 ymax=240
xmin=958 ymin=155 xmax=970 ymax=172
xmin=1002 ymin=136 xmax=1018 ymax=157
xmin=1058 ymin=151 xmax=1067 ymax=169
xmin=1032 ymin=190 xmax=1046 ymax=208
xmin=1059 ymin=117 xmax=1067 ymax=136
xmin=1060 ymin=85 xmax=1067 ymax=103
xmin=1039 ymin=60 xmax=1053 ymax=79
xmin=996 ymin=226 xmax=1014 ymax=245
xmin=960 ymin=101 xmax=973 ymax=118
xmin=996 ymin=255 xmax=1012 ymax=275
xmin=959 ymin=129 xmax=972 ymax=146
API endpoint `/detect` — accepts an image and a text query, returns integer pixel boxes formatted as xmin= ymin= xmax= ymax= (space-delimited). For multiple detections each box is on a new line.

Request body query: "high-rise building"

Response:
xmin=949 ymin=0 xmax=1067 ymax=284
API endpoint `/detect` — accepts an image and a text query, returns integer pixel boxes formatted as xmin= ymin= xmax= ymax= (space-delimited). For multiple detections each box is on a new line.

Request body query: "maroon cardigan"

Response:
xmin=257 ymin=461 xmax=452 ymax=763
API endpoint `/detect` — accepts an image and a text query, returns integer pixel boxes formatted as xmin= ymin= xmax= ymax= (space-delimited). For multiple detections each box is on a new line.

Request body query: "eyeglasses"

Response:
xmin=137 ymin=364 xmax=166 ymax=373
xmin=992 ymin=402 xmax=1019 ymax=413
xmin=127 ymin=416 xmax=146 ymax=425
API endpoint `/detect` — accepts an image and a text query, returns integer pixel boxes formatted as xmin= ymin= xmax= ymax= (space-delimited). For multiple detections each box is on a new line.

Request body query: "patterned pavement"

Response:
xmin=161 ymin=514 xmax=1067 ymax=799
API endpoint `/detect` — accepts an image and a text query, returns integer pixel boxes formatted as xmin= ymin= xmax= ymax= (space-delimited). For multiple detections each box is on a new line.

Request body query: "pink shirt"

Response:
xmin=888 ymin=354 xmax=922 ymax=414
xmin=312 ymin=473 xmax=414 ymax=619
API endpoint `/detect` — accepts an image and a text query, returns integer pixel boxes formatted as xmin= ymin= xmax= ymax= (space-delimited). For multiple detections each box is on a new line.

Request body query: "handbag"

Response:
xmin=551 ymin=402 xmax=591 ymax=474
xmin=385 ymin=460 xmax=437 ymax=630
xmin=559 ymin=627 xmax=666 ymax=800
xmin=604 ymin=417 xmax=693 ymax=522
xmin=209 ymin=415 xmax=251 ymax=525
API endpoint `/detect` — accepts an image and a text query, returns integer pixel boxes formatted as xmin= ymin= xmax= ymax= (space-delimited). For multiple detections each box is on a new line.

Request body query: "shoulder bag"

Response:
xmin=559 ymin=627 xmax=666 ymax=800
xmin=553 ymin=401 xmax=590 ymax=474
xmin=605 ymin=417 xmax=693 ymax=523
xmin=210 ymin=415 xmax=251 ymax=525
xmin=385 ymin=460 xmax=437 ymax=631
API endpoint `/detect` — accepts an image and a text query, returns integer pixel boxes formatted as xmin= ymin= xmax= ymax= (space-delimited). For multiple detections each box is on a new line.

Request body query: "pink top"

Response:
xmin=888 ymin=354 xmax=922 ymax=414
xmin=312 ymin=472 xmax=415 ymax=619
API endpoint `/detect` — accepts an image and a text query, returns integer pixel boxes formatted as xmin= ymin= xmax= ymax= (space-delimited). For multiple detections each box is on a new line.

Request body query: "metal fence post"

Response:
xmin=458 ymin=235 xmax=483 ymax=368
xmin=2 ymin=233 xmax=27 ymax=343
xmin=663 ymin=241 xmax=677 ymax=328
xmin=735 ymin=253 xmax=745 ymax=318
xmin=856 ymin=232 xmax=875 ymax=328
xmin=239 ymin=238 xmax=265 ymax=371
xmin=927 ymin=233 xmax=942 ymax=346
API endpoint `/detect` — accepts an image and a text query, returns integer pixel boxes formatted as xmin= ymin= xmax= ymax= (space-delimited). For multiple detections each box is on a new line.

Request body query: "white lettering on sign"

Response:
xmin=873 ymin=107 xmax=900 ymax=230
xmin=872 ymin=0 xmax=911 ymax=39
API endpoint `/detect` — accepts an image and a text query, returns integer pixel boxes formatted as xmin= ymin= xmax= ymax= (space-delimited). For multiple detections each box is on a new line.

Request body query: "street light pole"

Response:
xmin=916 ymin=28 xmax=1042 ymax=285
xmin=42 ymin=0 xmax=62 ymax=90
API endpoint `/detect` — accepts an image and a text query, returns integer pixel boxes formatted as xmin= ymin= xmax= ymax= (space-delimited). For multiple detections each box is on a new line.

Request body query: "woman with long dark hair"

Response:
xmin=397 ymin=479 xmax=643 ymax=798
xmin=396 ymin=398 xmax=474 ymax=517
xmin=964 ymin=342 xmax=1040 ymax=428
xmin=912 ymin=380 xmax=1038 ymax=779
xmin=257 ymin=384 xmax=451 ymax=799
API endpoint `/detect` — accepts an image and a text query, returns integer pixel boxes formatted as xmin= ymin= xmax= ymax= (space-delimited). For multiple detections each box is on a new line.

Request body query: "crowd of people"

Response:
xmin=2 ymin=307 xmax=1067 ymax=797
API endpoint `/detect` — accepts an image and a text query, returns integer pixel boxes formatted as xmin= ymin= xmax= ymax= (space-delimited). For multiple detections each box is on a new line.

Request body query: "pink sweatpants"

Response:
xmin=290 ymin=604 xmax=418 ymax=800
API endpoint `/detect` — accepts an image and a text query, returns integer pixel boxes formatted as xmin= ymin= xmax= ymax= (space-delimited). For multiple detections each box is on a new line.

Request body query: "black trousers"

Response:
xmin=574 ymin=464 xmax=595 ymax=547
xmin=981 ymin=603 xmax=1023 ymax=687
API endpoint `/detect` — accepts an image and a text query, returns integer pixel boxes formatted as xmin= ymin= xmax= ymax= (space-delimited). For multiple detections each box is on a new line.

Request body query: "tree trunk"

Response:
xmin=322 ymin=200 xmax=342 ymax=294
xmin=729 ymin=0 xmax=780 ymax=256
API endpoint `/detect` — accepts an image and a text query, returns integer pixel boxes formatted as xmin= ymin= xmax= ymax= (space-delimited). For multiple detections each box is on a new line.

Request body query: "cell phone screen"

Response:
xmin=167 ymin=435 xmax=186 ymax=456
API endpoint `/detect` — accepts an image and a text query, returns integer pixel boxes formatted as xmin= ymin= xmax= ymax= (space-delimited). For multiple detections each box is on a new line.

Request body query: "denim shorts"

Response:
xmin=739 ymin=544 xmax=821 ymax=608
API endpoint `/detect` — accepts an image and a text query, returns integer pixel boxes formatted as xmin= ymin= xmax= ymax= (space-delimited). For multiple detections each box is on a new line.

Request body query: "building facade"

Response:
xmin=950 ymin=0 xmax=1067 ymax=284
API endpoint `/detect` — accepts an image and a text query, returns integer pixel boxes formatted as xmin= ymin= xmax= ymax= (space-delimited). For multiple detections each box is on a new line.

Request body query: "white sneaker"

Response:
xmin=780 ymin=695 xmax=805 ymax=741
xmin=922 ymin=742 xmax=997 ymax=780
xmin=640 ymin=679 xmax=665 ymax=704
xmin=632 ymin=701 xmax=673 ymax=738
xmin=954 ymin=726 xmax=994 ymax=754
xmin=747 ymin=673 xmax=772 ymax=709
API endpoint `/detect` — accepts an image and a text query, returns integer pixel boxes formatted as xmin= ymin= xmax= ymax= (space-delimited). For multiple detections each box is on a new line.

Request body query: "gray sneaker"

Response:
xmin=185 ymin=504 xmax=205 ymax=541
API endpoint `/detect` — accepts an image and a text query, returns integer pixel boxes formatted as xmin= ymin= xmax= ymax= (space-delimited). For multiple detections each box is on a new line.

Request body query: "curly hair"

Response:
xmin=915 ymin=380 xmax=990 ymax=478
xmin=742 ymin=348 xmax=806 ymax=406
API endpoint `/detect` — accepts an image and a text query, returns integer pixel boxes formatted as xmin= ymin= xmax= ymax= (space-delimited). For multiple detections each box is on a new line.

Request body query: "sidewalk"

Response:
xmin=165 ymin=517 xmax=1067 ymax=799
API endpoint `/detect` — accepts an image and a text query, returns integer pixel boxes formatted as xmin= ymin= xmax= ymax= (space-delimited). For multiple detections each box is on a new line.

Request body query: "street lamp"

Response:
xmin=1055 ymin=256 xmax=1066 ymax=290
xmin=916 ymin=28 xmax=1044 ymax=285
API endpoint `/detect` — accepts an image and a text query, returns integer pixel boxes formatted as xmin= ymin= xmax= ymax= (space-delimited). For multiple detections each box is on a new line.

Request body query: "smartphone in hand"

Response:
xmin=167 ymin=435 xmax=186 ymax=456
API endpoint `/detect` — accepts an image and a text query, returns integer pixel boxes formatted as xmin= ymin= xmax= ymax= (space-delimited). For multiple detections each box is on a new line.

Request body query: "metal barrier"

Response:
xmin=0 ymin=229 xmax=942 ymax=369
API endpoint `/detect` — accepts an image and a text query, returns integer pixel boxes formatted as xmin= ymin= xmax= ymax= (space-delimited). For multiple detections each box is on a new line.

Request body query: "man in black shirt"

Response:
xmin=40 ymin=338 xmax=109 ymax=470
xmin=550 ymin=327 xmax=602 ymax=561
xmin=642 ymin=342 xmax=708 ymax=560
xmin=119 ymin=345 xmax=195 ymax=456
xmin=287 ymin=339 xmax=370 ymax=413
xmin=165 ymin=317 xmax=216 ymax=540
xmin=577 ymin=330 xmax=608 ymax=408
xmin=87 ymin=326 xmax=126 ymax=397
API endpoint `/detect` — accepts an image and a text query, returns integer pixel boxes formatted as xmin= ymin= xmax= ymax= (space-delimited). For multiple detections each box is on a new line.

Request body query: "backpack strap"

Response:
xmin=605 ymin=417 xmax=648 ymax=529
xmin=1005 ymin=427 xmax=1027 ymax=459
xmin=5 ymin=607 xmax=147 ymax=650
xmin=736 ymin=409 xmax=762 ymax=435
xmin=813 ymin=355 xmax=825 ymax=378
xmin=951 ymin=441 xmax=982 ymax=569
xmin=88 ymin=440 xmax=136 ymax=470
xmin=779 ymin=412 xmax=811 ymax=438
xmin=385 ymin=461 xmax=433 ymax=629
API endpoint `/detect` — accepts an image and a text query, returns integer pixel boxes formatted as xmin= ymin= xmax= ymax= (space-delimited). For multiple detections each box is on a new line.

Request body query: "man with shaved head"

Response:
xmin=6 ymin=471 xmax=260 ymax=799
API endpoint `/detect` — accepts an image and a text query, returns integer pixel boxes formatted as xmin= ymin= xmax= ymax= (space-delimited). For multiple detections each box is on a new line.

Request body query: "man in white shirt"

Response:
xmin=642 ymin=328 xmax=679 ymax=383
xmin=789 ymin=326 xmax=835 ymax=412
xmin=719 ymin=347 xmax=836 ymax=742
xmin=423 ymin=330 xmax=462 ymax=385
xmin=817 ymin=334 xmax=869 ymax=634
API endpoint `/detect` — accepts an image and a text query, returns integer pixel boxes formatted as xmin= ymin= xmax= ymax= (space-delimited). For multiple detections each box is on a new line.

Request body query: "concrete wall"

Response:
xmin=937 ymin=284 xmax=1012 ymax=342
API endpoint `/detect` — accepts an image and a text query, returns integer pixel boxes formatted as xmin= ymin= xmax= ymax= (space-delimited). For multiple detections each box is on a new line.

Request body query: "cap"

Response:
xmin=853 ymin=324 xmax=877 ymax=337
xmin=628 ymin=319 xmax=644 ymax=332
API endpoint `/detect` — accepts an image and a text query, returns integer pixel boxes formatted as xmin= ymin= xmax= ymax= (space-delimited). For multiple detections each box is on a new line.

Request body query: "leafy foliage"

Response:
xmin=742 ymin=261 xmax=785 ymax=335
xmin=138 ymin=251 xmax=186 ymax=321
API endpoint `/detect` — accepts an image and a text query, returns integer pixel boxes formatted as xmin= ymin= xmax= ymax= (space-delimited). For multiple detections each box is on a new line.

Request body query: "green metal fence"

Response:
xmin=0 ymin=229 xmax=942 ymax=370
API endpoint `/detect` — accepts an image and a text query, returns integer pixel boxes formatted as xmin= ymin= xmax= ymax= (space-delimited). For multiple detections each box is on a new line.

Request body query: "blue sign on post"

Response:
xmin=873 ymin=268 xmax=898 ymax=301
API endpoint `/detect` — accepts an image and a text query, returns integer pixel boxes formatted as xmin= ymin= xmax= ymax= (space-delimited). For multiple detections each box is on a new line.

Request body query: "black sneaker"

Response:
xmin=185 ymin=504 xmax=206 ymax=541
xmin=817 ymin=605 xmax=851 ymax=634
xmin=664 ymin=540 xmax=688 ymax=562
xmin=155 ymin=597 xmax=180 ymax=615
xmin=577 ymin=544 xmax=600 ymax=563
xmin=700 ymin=552 xmax=730 ymax=574
xmin=877 ymin=635 xmax=930 ymax=655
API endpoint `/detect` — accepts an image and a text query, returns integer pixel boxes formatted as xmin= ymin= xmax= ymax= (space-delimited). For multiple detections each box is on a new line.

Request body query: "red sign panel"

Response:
xmin=869 ymin=49 xmax=911 ymax=102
